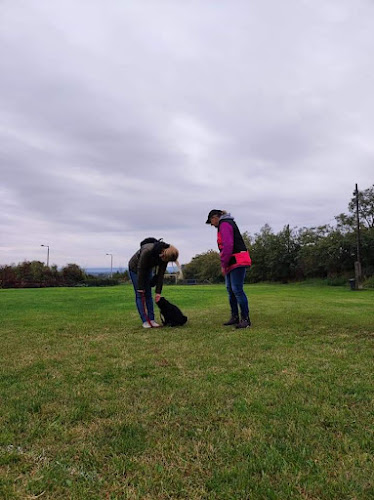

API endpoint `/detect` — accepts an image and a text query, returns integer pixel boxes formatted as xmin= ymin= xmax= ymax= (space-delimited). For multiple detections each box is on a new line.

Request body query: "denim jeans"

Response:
xmin=225 ymin=266 xmax=249 ymax=319
xmin=129 ymin=269 xmax=154 ymax=323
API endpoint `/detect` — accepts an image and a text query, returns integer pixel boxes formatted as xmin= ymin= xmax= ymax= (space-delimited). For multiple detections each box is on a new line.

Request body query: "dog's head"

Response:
xmin=156 ymin=296 xmax=168 ymax=309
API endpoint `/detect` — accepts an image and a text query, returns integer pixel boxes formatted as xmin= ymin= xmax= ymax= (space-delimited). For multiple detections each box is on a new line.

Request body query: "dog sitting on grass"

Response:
xmin=156 ymin=297 xmax=187 ymax=327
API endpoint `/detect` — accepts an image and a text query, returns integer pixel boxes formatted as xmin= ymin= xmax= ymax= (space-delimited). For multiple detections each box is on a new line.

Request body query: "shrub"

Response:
xmin=363 ymin=276 xmax=374 ymax=289
xmin=327 ymin=276 xmax=350 ymax=286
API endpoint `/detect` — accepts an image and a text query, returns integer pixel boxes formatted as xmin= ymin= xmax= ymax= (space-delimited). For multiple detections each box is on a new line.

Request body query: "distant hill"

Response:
xmin=85 ymin=266 xmax=177 ymax=276
xmin=85 ymin=267 xmax=126 ymax=276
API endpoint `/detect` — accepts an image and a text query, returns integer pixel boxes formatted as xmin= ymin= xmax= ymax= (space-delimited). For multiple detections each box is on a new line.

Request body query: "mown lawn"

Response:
xmin=0 ymin=283 xmax=373 ymax=499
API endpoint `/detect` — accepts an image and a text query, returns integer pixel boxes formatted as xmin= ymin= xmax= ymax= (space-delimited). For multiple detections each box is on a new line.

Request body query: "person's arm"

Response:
xmin=219 ymin=222 xmax=234 ymax=270
xmin=137 ymin=247 xmax=153 ymax=290
xmin=155 ymin=261 xmax=167 ymax=297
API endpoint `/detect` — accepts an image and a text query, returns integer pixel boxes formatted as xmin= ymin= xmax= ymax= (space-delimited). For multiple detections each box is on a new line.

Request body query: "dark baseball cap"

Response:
xmin=205 ymin=209 xmax=222 ymax=224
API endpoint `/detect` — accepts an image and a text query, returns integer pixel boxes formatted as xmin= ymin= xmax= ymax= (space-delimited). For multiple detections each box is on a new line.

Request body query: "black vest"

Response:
xmin=217 ymin=219 xmax=247 ymax=253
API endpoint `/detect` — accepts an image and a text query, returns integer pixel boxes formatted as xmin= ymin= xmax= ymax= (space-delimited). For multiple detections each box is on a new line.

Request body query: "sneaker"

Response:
xmin=150 ymin=320 xmax=160 ymax=328
xmin=142 ymin=321 xmax=152 ymax=328
xmin=223 ymin=316 xmax=239 ymax=326
xmin=235 ymin=318 xmax=251 ymax=329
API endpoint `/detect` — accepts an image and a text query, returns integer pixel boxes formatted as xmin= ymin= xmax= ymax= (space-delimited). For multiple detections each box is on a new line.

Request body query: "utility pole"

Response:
xmin=41 ymin=244 xmax=50 ymax=267
xmin=106 ymin=253 xmax=113 ymax=278
xmin=354 ymin=183 xmax=362 ymax=289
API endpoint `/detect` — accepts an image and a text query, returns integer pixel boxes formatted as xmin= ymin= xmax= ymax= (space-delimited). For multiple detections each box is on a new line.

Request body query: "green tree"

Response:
xmin=0 ymin=265 xmax=18 ymax=288
xmin=183 ymin=250 xmax=223 ymax=283
xmin=247 ymin=224 xmax=299 ymax=282
xmin=296 ymin=226 xmax=354 ymax=278
xmin=241 ymin=231 xmax=253 ymax=249
xmin=45 ymin=265 xmax=61 ymax=287
xmin=247 ymin=224 xmax=273 ymax=282
xmin=349 ymin=184 xmax=374 ymax=229
xmin=61 ymin=263 xmax=86 ymax=286
xmin=335 ymin=184 xmax=374 ymax=275
xmin=336 ymin=184 xmax=374 ymax=231
xmin=14 ymin=260 xmax=48 ymax=287
xmin=112 ymin=270 xmax=129 ymax=282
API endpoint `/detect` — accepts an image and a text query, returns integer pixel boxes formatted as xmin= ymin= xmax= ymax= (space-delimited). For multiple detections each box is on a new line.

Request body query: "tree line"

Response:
xmin=183 ymin=185 xmax=374 ymax=285
xmin=0 ymin=262 xmax=129 ymax=289
xmin=1 ymin=185 xmax=373 ymax=288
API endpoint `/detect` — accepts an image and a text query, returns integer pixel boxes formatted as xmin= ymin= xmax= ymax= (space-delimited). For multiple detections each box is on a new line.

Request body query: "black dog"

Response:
xmin=156 ymin=297 xmax=187 ymax=327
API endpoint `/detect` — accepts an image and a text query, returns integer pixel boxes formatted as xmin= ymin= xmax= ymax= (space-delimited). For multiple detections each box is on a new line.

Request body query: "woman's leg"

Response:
xmin=225 ymin=272 xmax=239 ymax=319
xmin=144 ymin=276 xmax=154 ymax=321
xmin=228 ymin=267 xmax=249 ymax=320
xmin=129 ymin=270 xmax=147 ymax=322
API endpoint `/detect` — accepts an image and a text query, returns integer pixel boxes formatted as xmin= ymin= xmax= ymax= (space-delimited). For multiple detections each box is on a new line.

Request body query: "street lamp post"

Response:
xmin=41 ymin=244 xmax=50 ymax=267
xmin=106 ymin=253 xmax=113 ymax=278
xmin=354 ymin=183 xmax=362 ymax=289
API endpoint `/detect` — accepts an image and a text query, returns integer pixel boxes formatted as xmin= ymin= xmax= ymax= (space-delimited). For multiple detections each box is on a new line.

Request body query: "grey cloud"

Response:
xmin=1 ymin=0 xmax=373 ymax=266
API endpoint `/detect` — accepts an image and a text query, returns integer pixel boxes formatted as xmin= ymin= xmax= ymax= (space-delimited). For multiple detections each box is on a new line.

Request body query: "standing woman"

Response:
xmin=206 ymin=210 xmax=252 ymax=328
xmin=128 ymin=239 xmax=179 ymax=328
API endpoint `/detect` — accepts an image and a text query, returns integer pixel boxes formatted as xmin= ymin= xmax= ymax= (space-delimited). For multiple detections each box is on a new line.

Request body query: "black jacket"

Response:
xmin=128 ymin=242 xmax=168 ymax=293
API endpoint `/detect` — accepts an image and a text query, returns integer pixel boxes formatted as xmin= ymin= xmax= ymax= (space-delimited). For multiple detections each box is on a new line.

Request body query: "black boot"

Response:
xmin=235 ymin=318 xmax=251 ymax=329
xmin=223 ymin=316 xmax=239 ymax=326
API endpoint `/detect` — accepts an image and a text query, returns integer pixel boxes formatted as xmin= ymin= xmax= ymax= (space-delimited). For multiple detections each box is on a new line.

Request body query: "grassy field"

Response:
xmin=0 ymin=283 xmax=373 ymax=499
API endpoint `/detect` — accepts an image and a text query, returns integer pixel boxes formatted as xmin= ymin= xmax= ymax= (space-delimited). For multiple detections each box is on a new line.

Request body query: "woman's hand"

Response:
xmin=155 ymin=294 xmax=161 ymax=302
xmin=137 ymin=289 xmax=145 ymax=294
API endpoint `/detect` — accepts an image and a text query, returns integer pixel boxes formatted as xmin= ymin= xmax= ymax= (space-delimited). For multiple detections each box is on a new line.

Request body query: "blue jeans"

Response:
xmin=129 ymin=269 xmax=154 ymax=323
xmin=225 ymin=266 xmax=249 ymax=319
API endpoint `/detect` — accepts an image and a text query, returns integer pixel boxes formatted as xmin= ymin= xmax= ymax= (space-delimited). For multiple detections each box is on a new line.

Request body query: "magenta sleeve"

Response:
xmin=219 ymin=222 xmax=234 ymax=268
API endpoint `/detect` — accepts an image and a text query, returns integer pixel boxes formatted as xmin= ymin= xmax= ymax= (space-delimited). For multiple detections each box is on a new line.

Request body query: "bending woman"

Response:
xmin=128 ymin=239 xmax=179 ymax=328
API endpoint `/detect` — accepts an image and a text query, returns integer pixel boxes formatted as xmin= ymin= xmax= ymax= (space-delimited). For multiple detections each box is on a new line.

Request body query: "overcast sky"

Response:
xmin=1 ymin=0 xmax=373 ymax=269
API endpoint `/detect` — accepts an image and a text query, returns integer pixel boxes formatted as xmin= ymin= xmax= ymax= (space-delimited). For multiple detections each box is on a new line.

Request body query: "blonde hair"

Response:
xmin=162 ymin=245 xmax=179 ymax=263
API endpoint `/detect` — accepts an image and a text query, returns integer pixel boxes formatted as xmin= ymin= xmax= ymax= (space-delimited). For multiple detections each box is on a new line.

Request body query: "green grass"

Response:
xmin=0 ymin=283 xmax=373 ymax=499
